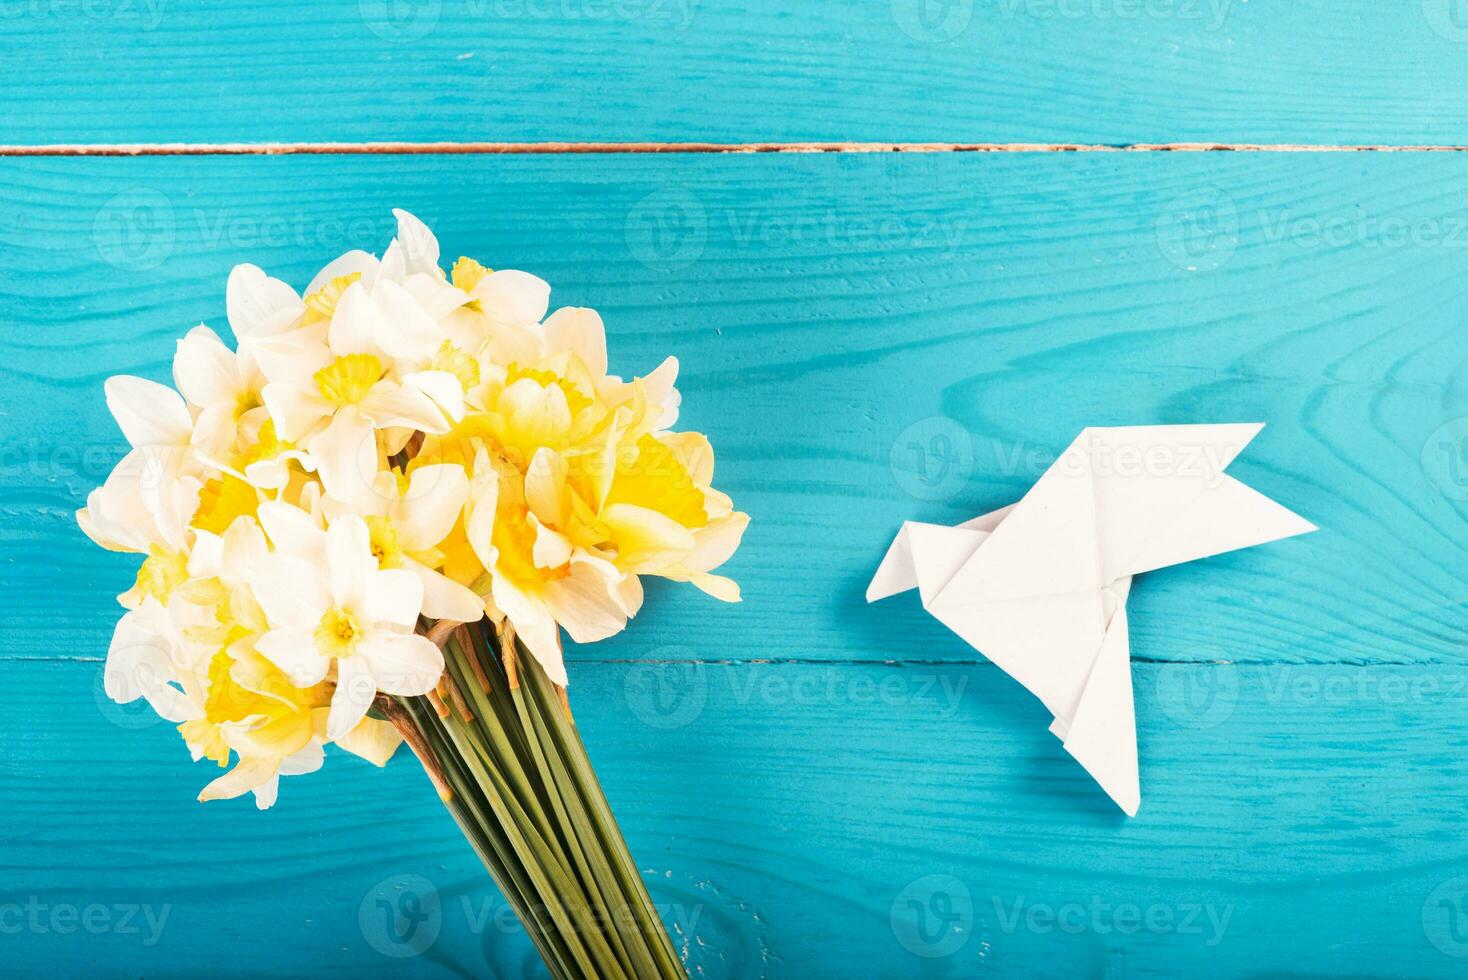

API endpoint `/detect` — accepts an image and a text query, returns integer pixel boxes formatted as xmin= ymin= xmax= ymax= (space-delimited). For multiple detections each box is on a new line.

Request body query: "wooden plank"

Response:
xmin=4 ymin=657 xmax=1467 ymax=977
xmin=2 ymin=152 xmax=1464 ymax=667
xmin=7 ymin=2 xmax=1468 ymax=145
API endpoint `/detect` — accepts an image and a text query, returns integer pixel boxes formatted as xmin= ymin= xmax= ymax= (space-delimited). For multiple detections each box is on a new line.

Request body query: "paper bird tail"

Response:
xmin=1050 ymin=604 xmax=1140 ymax=817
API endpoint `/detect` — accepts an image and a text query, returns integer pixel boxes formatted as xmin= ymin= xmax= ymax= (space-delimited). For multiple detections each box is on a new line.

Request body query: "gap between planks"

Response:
xmin=4 ymin=655 xmax=1459 ymax=668
xmin=8 ymin=141 xmax=1468 ymax=156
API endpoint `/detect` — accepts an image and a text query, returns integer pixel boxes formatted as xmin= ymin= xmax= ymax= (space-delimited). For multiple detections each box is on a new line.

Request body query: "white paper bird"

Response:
xmin=867 ymin=424 xmax=1316 ymax=815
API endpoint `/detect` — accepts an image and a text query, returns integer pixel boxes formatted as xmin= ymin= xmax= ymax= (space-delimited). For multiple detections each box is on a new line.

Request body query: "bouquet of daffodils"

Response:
xmin=78 ymin=210 xmax=746 ymax=978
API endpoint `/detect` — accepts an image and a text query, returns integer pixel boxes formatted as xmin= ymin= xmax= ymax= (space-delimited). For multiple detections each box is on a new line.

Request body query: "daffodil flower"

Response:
xmin=442 ymin=254 xmax=550 ymax=362
xmin=78 ymin=376 xmax=207 ymax=606
xmin=258 ymin=278 xmax=465 ymax=506
xmin=260 ymin=462 xmax=484 ymax=625
xmin=250 ymin=514 xmax=444 ymax=740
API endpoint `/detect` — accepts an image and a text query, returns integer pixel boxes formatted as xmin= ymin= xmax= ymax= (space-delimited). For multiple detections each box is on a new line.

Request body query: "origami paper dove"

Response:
xmin=867 ymin=424 xmax=1316 ymax=816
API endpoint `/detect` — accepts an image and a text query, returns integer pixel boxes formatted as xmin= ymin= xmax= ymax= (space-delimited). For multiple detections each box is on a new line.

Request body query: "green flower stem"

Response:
xmin=393 ymin=619 xmax=689 ymax=980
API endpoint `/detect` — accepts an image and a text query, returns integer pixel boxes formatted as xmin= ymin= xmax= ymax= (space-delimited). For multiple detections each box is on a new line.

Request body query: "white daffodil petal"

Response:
xmin=256 ymin=627 xmax=332 ymax=686
xmin=530 ymin=514 xmax=574 ymax=569
xmin=189 ymin=404 xmax=238 ymax=461
xmin=690 ymin=573 xmax=741 ymax=602
xmin=397 ymin=464 xmax=468 ymax=550
xmin=328 ymin=281 xmax=384 ymax=357
xmin=491 ymin=578 xmax=566 ymax=685
xmin=408 ymin=560 xmax=485 ymax=623
xmin=478 ymin=269 xmax=549 ymax=325
xmin=616 ymin=570 xmax=645 ymax=619
xmin=359 ymin=381 xmax=449 ymax=434
xmin=403 ymin=370 xmax=465 ymax=424
xmin=378 ymin=237 xmax=407 ymax=285
xmin=325 ymin=515 xmax=376 ymax=609
xmin=257 ymin=499 xmax=326 ymax=559
xmin=357 ymin=632 xmax=444 ymax=696
xmin=327 ymin=656 xmax=378 ymax=740
xmin=393 ymin=208 xmax=441 ymax=277
xmin=261 ymin=381 xmax=330 ymax=444
xmin=243 ymin=452 xmax=312 ymax=492
xmin=227 ymin=264 xmax=304 ymax=339
xmin=642 ymin=355 xmax=681 ymax=430
xmin=306 ymin=250 xmax=379 ymax=296
xmin=308 ymin=408 xmax=378 ymax=507
xmin=173 ymin=325 xmax=238 ymax=408
xmin=364 ymin=567 xmax=424 ymax=628
xmin=250 ymin=554 xmax=331 ymax=628
xmin=105 ymin=611 xmax=197 ymax=723
xmin=373 ymin=278 xmax=444 ymax=362
xmin=78 ymin=472 xmax=153 ymax=554
xmin=188 ymin=528 xmax=224 ymax=578
xmin=465 ymin=456 xmax=500 ymax=575
xmin=220 ymin=516 xmax=270 ymax=576
xmin=105 ymin=375 xmax=192 ymax=449
xmin=405 ymin=274 xmax=470 ymax=320
xmin=75 ymin=506 xmax=116 ymax=553
xmin=547 ymin=563 xmax=631 ymax=645
xmin=280 ymin=742 xmax=326 ymax=776
xmin=251 ymin=775 xmax=280 ymax=810
xmin=246 ymin=323 xmax=331 ymax=384
xmin=334 ymin=716 xmax=402 ymax=766
xmin=140 ymin=464 xmax=203 ymax=554
xmin=543 ymin=307 xmax=608 ymax=377
xmin=199 ymin=757 xmax=280 ymax=804
xmin=523 ymin=448 xmax=568 ymax=527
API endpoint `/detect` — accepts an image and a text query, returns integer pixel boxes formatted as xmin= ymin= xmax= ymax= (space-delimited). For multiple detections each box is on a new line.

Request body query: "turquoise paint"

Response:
xmin=4 ymin=2 xmax=1468 ymax=144
xmin=2 ymin=152 xmax=1467 ymax=976
xmin=5 ymin=658 xmax=1468 ymax=976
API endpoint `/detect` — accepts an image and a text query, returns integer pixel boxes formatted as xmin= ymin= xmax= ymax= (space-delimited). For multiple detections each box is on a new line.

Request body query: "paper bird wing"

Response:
xmin=921 ymin=433 xmax=1112 ymax=720
xmin=1049 ymin=599 xmax=1140 ymax=816
xmin=869 ymin=512 xmax=1111 ymax=723
xmin=865 ymin=504 xmax=1015 ymax=605
xmin=1084 ymin=424 xmax=1318 ymax=581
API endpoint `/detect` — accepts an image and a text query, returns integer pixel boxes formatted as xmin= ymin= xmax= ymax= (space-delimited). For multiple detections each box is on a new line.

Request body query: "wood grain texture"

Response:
xmin=7 ymin=1 xmax=1468 ymax=145
xmin=2 ymin=153 xmax=1465 ymax=670
xmin=5 ymin=151 xmax=1468 ymax=978
xmin=5 ymin=657 xmax=1468 ymax=977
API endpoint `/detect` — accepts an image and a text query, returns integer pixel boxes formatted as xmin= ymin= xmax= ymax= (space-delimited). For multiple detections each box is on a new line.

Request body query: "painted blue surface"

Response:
xmin=2 ymin=88 xmax=1468 ymax=980
xmin=6 ymin=1 xmax=1468 ymax=145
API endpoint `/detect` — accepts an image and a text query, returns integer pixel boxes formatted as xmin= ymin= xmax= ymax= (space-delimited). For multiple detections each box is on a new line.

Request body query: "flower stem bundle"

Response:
xmin=390 ymin=620 xmax=685 ymax=980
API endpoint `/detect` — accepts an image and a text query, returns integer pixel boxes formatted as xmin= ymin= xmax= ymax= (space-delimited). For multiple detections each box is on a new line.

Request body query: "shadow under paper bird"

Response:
xmin=867 ymin=424 xmax=1317 ymax=816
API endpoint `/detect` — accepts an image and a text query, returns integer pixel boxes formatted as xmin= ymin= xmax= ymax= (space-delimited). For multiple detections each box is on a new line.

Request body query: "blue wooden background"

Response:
xmin=5 ymin=5 xmax=1468 ymax=978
